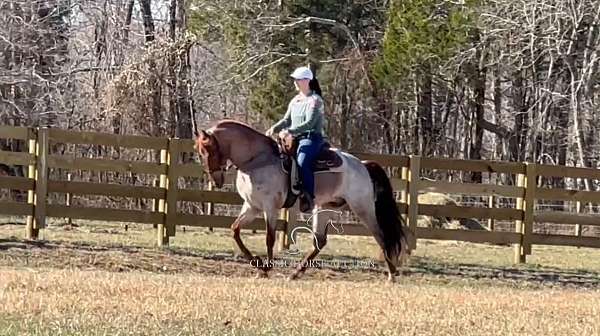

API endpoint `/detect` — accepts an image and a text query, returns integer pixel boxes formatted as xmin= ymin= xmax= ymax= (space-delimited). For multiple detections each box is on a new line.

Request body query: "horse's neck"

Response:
xmin=216 ymin=125 xmax=278 ymax=171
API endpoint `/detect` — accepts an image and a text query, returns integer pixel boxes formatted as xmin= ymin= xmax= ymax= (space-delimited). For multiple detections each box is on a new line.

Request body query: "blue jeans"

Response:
xmin=296 ymin=133 xmax=324 ymax=199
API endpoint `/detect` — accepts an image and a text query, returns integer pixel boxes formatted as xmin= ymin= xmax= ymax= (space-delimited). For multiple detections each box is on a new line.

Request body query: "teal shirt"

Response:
xmin=272 ymin=91 xmax=325 ymax=136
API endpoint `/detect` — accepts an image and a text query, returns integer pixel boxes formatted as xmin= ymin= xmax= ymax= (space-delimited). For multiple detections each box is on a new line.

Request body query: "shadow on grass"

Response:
xmin=406 ymin=256 xmax=600 ymax=288
xmin=1 ymin=237 xmax=599 ymax=288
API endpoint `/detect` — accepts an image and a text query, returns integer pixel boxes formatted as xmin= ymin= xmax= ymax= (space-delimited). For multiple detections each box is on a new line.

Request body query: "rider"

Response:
xmin=266 ymin=66 xmax=325 ymax=212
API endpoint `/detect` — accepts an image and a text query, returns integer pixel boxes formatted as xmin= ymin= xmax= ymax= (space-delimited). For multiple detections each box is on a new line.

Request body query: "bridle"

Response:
xmin=203 ymin=130 xmax=230 ymax=175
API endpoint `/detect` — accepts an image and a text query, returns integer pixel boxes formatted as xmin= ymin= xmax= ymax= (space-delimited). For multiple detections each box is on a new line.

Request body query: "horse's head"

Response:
xmin=194 ymin=129 xmax=228 ymax=188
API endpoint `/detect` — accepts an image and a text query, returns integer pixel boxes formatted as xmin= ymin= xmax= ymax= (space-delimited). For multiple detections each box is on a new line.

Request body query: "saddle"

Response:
xmin=276 ymin=133 xmax=343 ymax=209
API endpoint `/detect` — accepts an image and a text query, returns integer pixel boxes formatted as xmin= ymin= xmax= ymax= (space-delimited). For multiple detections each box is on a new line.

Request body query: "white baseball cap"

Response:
xmin=290 ymin=66 xmax=313 ymax=80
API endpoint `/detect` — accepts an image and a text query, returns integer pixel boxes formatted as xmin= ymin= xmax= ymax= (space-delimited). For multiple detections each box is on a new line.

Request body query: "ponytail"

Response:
xmin=309 ymin=77 xmax=322 ymax=98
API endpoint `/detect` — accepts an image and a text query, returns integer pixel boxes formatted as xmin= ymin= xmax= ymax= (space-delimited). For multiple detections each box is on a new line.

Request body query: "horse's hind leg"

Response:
xmin=347 ymin=199 xmax=398 ymax=282
xmin=231 ymin=202 xmax=266 ymax=275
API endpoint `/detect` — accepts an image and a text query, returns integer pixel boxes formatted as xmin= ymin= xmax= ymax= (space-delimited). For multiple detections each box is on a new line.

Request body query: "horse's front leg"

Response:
xmin=262 ymin=210 xmax=279 ymax=274
xmin=231 ymin=202 xmax=265 ymax=273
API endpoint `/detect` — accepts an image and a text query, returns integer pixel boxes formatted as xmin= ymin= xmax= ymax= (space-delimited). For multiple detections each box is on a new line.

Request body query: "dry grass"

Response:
xmin=2 ymin=219 xmax=600 ymax=335
xmin=1 ymin=269 xmax=599 ymax=336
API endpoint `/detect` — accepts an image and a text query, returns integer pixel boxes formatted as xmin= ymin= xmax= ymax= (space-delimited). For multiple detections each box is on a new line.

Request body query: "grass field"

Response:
xmin=1 ymin=220 xmax=600 ymax=335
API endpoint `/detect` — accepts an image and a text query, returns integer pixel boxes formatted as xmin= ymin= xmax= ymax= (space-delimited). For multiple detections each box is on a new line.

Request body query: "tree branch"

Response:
xmin=478 ymin=118 xmax=510 ymax=139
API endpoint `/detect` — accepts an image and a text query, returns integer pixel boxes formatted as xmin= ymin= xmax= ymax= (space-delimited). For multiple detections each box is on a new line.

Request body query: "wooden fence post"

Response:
xmin=25 ymin=129 xmax=38 ymax=240
xmin=65 ymin=173 xmax=73 ymax=228
xmin=151 ymin=177 xmax=159 ymax=229
xmin=207 ymin=180 xmax=214 ymax=232
xmin=514 ymin=170 xmax=526 ymax=263
xmin=165 ymin=139 xmax=179 ymax=239
xmin=575 ymin=201 xmax=582 ymax=241
xmin=522 ymin=163 xmax=536 ymax=259
xmin=487 ymin=195 xmax=496 ymax=231
xmin=407 ymin=155 xmax=421 ymax=251
xmin=487 ymin=172 xmax=496 ymax=231
xmin=400 ymin=166 xmax=409 ymax=224
xmin=32 ymin=128 xmax=49 ymax=236
xmin=156 ymin=147 xmax=168 ymax=247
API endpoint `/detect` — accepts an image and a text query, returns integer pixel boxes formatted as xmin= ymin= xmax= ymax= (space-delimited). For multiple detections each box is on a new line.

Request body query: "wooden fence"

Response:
xmin=1 ymin=125 xmax=600 ymax=263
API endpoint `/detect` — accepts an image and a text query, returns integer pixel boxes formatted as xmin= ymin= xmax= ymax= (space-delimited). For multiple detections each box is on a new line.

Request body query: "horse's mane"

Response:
xmin=210 ymin=119 xmax=279 ymax=154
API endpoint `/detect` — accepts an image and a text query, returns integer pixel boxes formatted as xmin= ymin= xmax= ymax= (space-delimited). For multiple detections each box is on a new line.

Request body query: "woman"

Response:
xmin=265 ymin=66 xmax=325 ymax=212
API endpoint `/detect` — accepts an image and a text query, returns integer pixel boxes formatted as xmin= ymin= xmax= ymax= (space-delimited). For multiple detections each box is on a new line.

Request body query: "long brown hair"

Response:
xmin=309 ymin=77 xmax=322 ymax=97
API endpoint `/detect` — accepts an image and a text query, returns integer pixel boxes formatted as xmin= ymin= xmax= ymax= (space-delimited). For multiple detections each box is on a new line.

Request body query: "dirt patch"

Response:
xmin=0 ymin=238 xmax=388 ymax=282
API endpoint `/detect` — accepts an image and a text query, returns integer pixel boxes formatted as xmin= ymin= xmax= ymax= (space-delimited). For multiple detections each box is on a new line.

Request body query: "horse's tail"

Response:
xmin=362 ymin=160 xmax=410 ymax=266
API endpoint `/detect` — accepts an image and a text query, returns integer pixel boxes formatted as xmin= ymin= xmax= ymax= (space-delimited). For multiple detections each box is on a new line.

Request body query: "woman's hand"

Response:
xmin=265 ymin=127 xmax=275 ymax=137
xmin=278 ymin=129 xmax=290 ymax=140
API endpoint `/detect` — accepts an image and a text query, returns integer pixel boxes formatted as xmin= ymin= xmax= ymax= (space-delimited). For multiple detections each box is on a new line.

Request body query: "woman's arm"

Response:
xmin=287 ymin=95 xmax=323 ymax=135
xmin=271 ymin=102 xmax=292 ymax=133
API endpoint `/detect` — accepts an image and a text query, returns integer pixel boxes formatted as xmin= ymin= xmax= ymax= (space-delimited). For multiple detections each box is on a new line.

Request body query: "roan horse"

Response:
xmin=194 ymin=119 xmax=410 ymax=281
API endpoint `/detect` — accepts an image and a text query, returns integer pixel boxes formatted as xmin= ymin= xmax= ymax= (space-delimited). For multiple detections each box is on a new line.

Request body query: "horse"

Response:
xmin=193 ymin=119 xmax=410 ymax=282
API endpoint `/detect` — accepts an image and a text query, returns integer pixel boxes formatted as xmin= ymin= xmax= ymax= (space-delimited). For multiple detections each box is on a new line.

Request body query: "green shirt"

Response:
xmin=272 ymin=91 xmax=325 ymax=136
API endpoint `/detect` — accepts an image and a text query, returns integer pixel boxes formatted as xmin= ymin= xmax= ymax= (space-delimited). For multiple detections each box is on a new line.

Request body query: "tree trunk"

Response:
xmin=493 ymin=67 xmax=503 ymax=161
xmin=511 ymin=71 xmax=526 ymax=162
xmin=339 ymin=68 xmax=349 ymax=149
xmin=138 ymin=0 xmax=162 ymax=137
xmin=123 ymin=0 xmax=135 ymax=44
xmin=139 ymin=0 xmax=155 ymax=43
xmin=175 ymin=0 xmax=193 ymax=139
xmin=555 ymin=102 xmax=569 ymax=188
xmin=417 ymin=63 xmax=433 ymax=156
xmin=468 ymin=44 xmax=486 ymax=183
xmin=167 ymin=0 xmax=178 ymax=136
xmin=92 ymin=0 xmax=108 ymax=97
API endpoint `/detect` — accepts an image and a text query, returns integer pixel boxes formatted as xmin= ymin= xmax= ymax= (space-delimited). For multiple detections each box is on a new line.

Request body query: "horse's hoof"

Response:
xmin=387 ymin=273 xmax=396 ymax=283
xmin=287 ymin=272 xmax=300 ymax=281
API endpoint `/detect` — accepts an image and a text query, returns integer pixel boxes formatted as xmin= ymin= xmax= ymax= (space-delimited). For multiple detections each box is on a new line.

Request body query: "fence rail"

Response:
xmin=1 ymin=126 xmax=600 ymax=263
